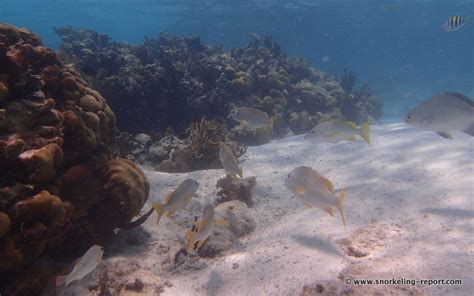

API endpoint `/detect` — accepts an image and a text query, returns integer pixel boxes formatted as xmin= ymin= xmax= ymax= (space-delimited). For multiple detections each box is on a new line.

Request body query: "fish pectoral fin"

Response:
xmin=347 ymin=136 xmax=358 ymax=142
xmin=166 ymin=210 xmax=176 ymax=218
xmin=240 ymin=120 xmax=249 ymax=128
xmin=436 ymin=132 xmax=453 ymax=139
xmin=319 ymin=177 xmax=335 ymax=193
xmin=215 ymin=218 xmax=228 ymax=226
xmin=164 ymin=192 xmax=174 ymax=203
xmin=185 ymin=193 xmax=194 ymax=202
xmin=197 ymin=238 xmax=208 ymax=249
xmin=345 ymin=121 xmax=358 ymax=129
xmin=325 ymin=207 xmax=335 ymax=217
xmin=295 ymin=186 xmax=306 ymax=194
xmin=187 ymin=230 xmax=196 ymax=252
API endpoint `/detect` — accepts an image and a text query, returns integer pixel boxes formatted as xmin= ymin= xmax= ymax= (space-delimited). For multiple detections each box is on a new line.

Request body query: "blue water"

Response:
xmin=2 ymin=0 xmax=473 ymax=121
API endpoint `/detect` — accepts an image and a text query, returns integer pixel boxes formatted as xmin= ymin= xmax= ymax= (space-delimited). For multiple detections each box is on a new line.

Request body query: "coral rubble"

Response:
xmin=216 ymin=175 xmax=257 ymax=207
xmin=0 ymin=24 xmax=148 ymax=295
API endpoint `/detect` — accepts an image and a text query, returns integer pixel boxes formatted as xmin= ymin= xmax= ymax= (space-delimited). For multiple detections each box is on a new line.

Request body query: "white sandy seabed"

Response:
xmin=69 ymin=122 xmax=473 ymax=296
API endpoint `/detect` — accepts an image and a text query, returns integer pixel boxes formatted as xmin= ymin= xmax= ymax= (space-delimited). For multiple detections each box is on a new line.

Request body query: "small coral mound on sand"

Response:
xmin=336 ymin=222 xmax=407 ymax=258
xmin=216 ymin=175 xmax=257 ymax=206
xmin=197 ymin=200 xmax=256 ymax=258
xmin=0 ymin=24 xmax=148 ymax=295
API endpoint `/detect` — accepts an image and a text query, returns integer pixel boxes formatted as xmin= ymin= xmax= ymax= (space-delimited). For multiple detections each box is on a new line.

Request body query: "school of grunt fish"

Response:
xmin=53 ymin=90 xmax=473 ymax=295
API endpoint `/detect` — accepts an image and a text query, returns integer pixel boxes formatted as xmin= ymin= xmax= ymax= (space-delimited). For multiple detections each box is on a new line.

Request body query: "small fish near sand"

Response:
xmin=55 ymin=245 xmax=104 ymax=296
xmin=443 ymin=16 xmax=470 ymax=32
xmin=304 ymin=119 xmax=371 ymax=144
xmin=232 ymin=107 xmax=273 ymax=131
xmin=187 ymin=204 xmax=217 ymax=252
xmin=405 ymin=92 xmax=474 ymax=139
xmin=285 ymin=166 xmax=346 ymax=226
xmin=152 ymin=179 xmax=199 ymax=225
xmin=219 ymin=142 xmax=243 ymax=178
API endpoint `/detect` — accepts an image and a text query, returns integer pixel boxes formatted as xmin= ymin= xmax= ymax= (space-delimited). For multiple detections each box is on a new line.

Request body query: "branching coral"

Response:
xmin=337 ymin=69 xmax=383 ymax=123
xmin=336 ymin=69 xmax=357 ymax=93
xmin=188 ymin=117 xmax=222 ymax=159
xmin=156 ymin=118 xmax=245 ymax=172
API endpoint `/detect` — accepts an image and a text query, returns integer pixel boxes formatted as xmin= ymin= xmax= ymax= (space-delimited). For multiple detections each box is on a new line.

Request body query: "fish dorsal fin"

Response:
xmin=345 ymin=121 xmax=358 ymax=129
xmin=295 ymin=185 xmax=306 ymax=194
xmin=165 ymin=192 xmax=174 ymax=204
xmin=442 ymin=92 xmax=474 ymax=107
xmin=186 ymin=193 xmax=193 ymax=201
xmin=319 ymin=177 xmax=334 ymax=192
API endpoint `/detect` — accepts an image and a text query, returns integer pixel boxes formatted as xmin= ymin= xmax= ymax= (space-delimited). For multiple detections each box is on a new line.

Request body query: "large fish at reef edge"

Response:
xmin=404 ymin=92 xmax=474 ymax=139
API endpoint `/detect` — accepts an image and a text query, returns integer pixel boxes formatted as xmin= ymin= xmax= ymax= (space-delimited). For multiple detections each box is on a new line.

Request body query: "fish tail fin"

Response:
xmin=152 ymin=203 xmax=165 ymax=225
xmin=360 ymin=120 xmax=371 ymax=144
xmin=187 ymin=230 xmax=196 ymax=252
xmin=55 ymin=275 xmax=67 ymax=296
xmin=338 ymin=191 xmax=346 ymax=227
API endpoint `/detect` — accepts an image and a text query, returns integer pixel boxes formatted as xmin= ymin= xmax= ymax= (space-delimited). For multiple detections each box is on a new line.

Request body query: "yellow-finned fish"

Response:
xmin=55 ymin=245 xmax=104 ymax=296
xmin=187 ymin=204 xmax=216 ymax=252
xmin=219 ymin=143 xmax=243 ymax=178
xmin=285 ymin=166 xmax=346 ymax=226
xmin=304 ymin=119 xmax=371 ymax=144
xmin=232 ymin=107 xmax=273 ymax=131
xmin=152 ymin=179 xmax=199 ymax=225
xmin=443 ymin=16 xmax=470 ymax=32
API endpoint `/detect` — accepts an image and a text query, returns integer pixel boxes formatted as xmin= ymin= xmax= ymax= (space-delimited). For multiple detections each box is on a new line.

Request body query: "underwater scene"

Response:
xmin=0 ymin=0 xmax=472 ymax=295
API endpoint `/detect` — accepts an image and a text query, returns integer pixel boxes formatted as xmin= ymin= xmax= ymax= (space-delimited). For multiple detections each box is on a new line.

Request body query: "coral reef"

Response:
xmin=197 ymin=200 xmax=256 ymax=258
xmin=216 ymin=175 xmax=257 ymax=207
xmin=0 ymin=24 xmax=148 ymax=295
xmin=55 ymin=28 xmax=383 ymax=145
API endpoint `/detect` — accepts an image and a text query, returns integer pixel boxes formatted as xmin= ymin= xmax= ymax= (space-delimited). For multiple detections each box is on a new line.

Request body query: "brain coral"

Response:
xmin=0 ymin=24 xmax=149 ymax=295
